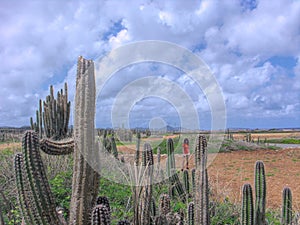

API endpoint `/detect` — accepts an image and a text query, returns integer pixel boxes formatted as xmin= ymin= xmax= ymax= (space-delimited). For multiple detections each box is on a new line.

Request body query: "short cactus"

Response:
xmin=281 ymin=187 xmax=292 ymax=225
xmin=254 ymin=161 xmax=267 ymax=225
xmin=241 ymin=184 xmax=254 ymax=225
xmin=96 ymin=196 xmax=111 ymax=217
xmin=159 ymin=194 xmax=171 ymax=215
xmin=91 ymin=204 xmax=111 ymax=225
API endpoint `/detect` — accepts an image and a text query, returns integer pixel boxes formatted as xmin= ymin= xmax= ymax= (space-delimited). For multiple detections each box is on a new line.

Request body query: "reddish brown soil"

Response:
xmin=207 ymin=148 xmax=300 ymax=210
xmin=119 ymin=144 xmax=300 ymax=210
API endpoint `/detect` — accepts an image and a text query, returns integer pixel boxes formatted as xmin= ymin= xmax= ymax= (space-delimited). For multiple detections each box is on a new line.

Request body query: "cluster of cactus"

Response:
xmin=30 ymin=83 xmax=70 ymax=140
xmin=15 ymin=56 xmax=299 ymax=225
xmin=15 ymin=56 xmax=102 ymax=225
xmin=241 ymin=161 xmax=294 ymax=225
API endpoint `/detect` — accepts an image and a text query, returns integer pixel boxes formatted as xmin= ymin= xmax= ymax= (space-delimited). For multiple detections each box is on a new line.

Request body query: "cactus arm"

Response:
xmin=40 ymin=138 xmax=74 ymax=155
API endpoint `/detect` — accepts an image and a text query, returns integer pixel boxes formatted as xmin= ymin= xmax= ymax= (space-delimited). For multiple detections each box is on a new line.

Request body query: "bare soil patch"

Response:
xmin=207 ymin=148 xmax=300 ymax=209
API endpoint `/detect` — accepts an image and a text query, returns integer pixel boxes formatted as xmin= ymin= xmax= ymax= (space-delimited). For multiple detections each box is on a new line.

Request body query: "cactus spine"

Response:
xmin=194 ymin=135 xmax=209 ymax=224
xmin=281 ymin=187 xmax=292 ymax=225
xmin=254 ymin=161 xmax=267 ymax=225
xmin=241 ymin=184 xmax=254 ymax=225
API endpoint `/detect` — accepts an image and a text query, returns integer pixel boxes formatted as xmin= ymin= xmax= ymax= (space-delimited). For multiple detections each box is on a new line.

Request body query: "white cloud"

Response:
xmin=0 ymin=0 xmax=299 ymax=128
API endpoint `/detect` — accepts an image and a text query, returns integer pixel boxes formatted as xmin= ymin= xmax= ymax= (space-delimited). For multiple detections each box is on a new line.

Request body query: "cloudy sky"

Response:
xmin=1 ymin=0 xmax=300 ymax=129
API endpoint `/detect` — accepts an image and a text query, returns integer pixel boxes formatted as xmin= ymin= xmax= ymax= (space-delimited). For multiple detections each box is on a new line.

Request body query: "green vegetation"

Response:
xmin=265 ymin=138 xmax=300 ymax=144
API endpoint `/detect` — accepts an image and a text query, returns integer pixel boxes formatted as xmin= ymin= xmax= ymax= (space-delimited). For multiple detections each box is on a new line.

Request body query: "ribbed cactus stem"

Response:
xmin=40 ymin=138 xmax=74 ymax=155
xmin=166 ymin=138 xmax=175 ymax=177
xmin=183 ymin=169 xmax=190 ymax=195
xmin=254 ymin=161 xmax=266 ymax=225
xmin=15 ymin=153 xmax=41 ymax=224
xmin=157 ymin=146 xmax=161 ymax=169
xmin=17 ymin=131 xmax=62 ymax=225
xmin=188 ymin=202 xmax=195 ymax=225
xmin=91 ymin=204 xmax=110 ymax=225
xmin=194 ymin=135 xmax=209 ymax=224
xmin=281 ymin=187 xmax=292 ymax=225
xmin=135 ymin=132 xmax=141 ymax=166
xmin=191 ymin=168 xmax=196 ymax=195
xmin=241 ymin=184 xmax=254 ymax=225
xmin=69 ymin=56 xmax=100 ymax=224
xmin=141 ymin=143 xmax=154 ymax=225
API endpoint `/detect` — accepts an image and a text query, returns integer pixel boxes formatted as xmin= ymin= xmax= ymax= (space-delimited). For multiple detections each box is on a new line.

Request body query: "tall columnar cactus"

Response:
xmin=281 ymin=187 xmax=292 ymax=225
xmin=188 ymin=202 xmax=195 ymax=225
xmin=194 ymin=135 xmax=209 ymax=224
xmin=91 ymin=204 xmax=110 ymax=225
xmin=254 ymin=161 xmax=267 ymax=225
xmin=69 ymin=56 xmax=100 ymax=225
xmin=15 ymin=131 xmax=63 ymax=225
xmin=241 ymin=184 xmax=254 ymax=225
xmin=141 ymin=143 xmax=154 ymax=225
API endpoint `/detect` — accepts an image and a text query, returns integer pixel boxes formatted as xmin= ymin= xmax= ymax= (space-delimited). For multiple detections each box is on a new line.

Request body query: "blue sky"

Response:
xmin=0 ymin=0 xmax=300 ymax=129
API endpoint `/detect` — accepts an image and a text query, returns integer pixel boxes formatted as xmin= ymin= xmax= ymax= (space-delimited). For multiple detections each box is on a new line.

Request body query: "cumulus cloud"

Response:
xmin=0 ymin=0 xmax=299 ymax=129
